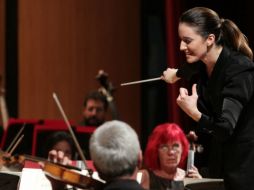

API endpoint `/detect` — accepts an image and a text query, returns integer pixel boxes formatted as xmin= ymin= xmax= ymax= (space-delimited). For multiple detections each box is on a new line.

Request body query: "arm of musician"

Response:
xmin=161 ymin=68 xmax=181 ymax=84
xmin=186 ymin=165 xmax=202 ymax=179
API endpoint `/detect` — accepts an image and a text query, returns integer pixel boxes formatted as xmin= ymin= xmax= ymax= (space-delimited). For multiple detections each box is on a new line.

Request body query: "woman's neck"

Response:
xmin=202 ymin=45 xmax=223 ymax=77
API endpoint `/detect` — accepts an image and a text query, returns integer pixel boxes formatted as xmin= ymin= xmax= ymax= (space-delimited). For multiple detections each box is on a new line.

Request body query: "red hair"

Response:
xmin=144 ymin=123 xmax=189 ymax=170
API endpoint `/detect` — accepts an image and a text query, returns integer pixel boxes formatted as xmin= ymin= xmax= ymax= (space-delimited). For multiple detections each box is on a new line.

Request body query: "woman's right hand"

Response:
xmin=186 ymin=165 xmax=202 ymax=179
xmin=161 ymin=68 xmax=180 ymax=84
xmin=176 ymin=84 xmax=201 ymax=122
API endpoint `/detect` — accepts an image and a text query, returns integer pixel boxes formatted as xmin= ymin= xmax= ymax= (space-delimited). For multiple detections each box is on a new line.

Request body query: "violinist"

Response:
xmin=42 ymin=131 xmax=75 ymax=159
xmin=139 ymin=123 xmax=201 ymax=190
xmin=47 ymin=120 xmax=144 ymax=190
xmin=80 ymin=91 xmax=108 ymax=127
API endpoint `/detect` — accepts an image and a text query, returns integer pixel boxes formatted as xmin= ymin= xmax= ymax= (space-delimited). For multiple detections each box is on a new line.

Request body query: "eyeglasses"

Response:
xmin=158 ymin=143 xmax=181 ymax=153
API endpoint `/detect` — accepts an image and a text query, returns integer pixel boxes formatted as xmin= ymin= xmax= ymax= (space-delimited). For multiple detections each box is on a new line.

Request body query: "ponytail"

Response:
xmin=220 ymin=19 xmax=253 ymax=60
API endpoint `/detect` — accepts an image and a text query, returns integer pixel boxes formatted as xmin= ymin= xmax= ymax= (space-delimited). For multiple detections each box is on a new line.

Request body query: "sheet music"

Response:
xmin=18 ymin=168 xmax=52 ymax=190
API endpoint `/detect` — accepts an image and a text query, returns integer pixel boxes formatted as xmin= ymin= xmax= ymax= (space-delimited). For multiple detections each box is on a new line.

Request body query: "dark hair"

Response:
xmin=180 ymin=7 xmax=253 ymax=60
xmin=83 ymin=91 xmax=108 ymax=111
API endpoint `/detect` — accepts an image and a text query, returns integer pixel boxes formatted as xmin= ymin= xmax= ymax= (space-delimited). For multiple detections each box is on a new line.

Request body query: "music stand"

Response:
xmin=184 ymin=178 xmax=224 ymax=190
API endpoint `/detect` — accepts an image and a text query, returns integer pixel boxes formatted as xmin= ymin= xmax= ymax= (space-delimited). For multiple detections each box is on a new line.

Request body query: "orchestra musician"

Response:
xmin=80 ymin=91 xmax=108 ymax=127
xmin=162 ymin=7 xmax=254 ymax=190
xmin=80 ymin=70 xmax=119 ymax=127
xmin=139 ymin=123 xmax=201 ymax=190
xmin=42 ymin=131 xmax=75 ymax=159
xmin=47 ymin=120 xmax=144 ymax=190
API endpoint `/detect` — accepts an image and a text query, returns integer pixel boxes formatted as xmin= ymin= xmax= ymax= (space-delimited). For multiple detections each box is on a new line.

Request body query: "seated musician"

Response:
xmin=139 ymin=123 xmax=202 ymax=190
xmin=42 ymin=131 xmax=75 ymax=159
xmin=46 ymin=120 xmax=144 ymax=190
xmin=80 ymin=91 xmax=108 ymax=127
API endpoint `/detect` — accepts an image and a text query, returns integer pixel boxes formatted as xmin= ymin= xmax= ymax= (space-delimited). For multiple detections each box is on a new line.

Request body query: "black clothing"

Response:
xmin=177 ymin=47 xmax=254 ymax=190
xmin=103 ymin=179 xmax=144 ymax=190
xmin=148 ymin=170 xmax=184 ymax=190
xmin=0 ymin=173 xmax=19 ymax=190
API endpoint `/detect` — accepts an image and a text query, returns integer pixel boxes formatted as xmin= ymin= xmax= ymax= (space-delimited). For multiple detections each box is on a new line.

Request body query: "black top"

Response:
xmin=148 ymin=170 xmax=185 ymax=190
xmin=103 ymin=179 xmax=144 ymax=190
xmin=0 ymin=173 xmax=20 ymax=190
xmin=177 ymin=47 xmax=254 ymax=190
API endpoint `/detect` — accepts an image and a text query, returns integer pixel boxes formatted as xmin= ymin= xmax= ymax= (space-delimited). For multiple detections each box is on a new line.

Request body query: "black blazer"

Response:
xmin=177 ymin=47 xmax=254 ymax=190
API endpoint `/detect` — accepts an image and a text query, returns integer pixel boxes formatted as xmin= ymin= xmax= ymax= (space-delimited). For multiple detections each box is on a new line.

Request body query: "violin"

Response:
xmin=96 ymin=70 xmax=119 ymax=119
xmin=43 ymin=161 xmax=103 ymax=189
xmin=1 ymin=153 xmax=104 ymax=189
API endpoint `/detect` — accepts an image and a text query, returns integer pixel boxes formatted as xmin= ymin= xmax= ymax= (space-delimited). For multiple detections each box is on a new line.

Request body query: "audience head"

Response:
xmin=144 ymin=123 xmax=189 ymax=170
xmin=82 ymin=91 xmax=108 ymax=126
xmin=89 ymin=120 xmax=141 ymax=181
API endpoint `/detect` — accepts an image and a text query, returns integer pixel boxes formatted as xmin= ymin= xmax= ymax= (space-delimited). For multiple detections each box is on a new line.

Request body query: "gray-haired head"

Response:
xmin=89 ymin=120 xmax=140 ymax=180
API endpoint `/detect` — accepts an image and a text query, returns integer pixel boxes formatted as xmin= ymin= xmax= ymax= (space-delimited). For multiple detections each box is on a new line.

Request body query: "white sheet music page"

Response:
xmin=18 ymin=168 xmax=52 ymax=190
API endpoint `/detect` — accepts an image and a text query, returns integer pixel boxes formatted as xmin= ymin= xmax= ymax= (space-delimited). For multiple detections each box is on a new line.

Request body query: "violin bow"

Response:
xmin=52 ymin=93 xmax=89 ymax=171
xmin=5 ymin=123 xmax=25 ymax=153
xmin=8 ymin=134 xmax=24 ymax=155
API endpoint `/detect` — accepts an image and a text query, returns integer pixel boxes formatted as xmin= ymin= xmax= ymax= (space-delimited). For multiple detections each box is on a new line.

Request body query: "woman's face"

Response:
xmin=53 ymin=140 xmax=72 ymax=159
xmin=178 ymin=23 xmax=209 ymax=63
xmin=158 ymin=141 xmax=183 ymax=170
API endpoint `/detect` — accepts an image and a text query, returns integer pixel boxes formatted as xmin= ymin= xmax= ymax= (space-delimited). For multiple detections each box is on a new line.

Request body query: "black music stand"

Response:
xmin=184 ymin=178 xmax=224 ymax=190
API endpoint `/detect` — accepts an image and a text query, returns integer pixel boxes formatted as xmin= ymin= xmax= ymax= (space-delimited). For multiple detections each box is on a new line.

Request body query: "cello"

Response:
xmin=186 ymin=131 xmax=203 ymax=174
xmin=186 ymin=131 xmax=197 ymax=173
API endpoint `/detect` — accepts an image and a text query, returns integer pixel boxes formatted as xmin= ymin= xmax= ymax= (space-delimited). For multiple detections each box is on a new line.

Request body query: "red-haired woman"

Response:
xmin=140 ymin=123 xmax=201 ymax=190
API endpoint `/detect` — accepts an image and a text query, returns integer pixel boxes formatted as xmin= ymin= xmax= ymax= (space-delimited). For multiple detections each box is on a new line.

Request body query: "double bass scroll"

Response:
xmin=96 ymin=70 xmax=119 ymax=120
